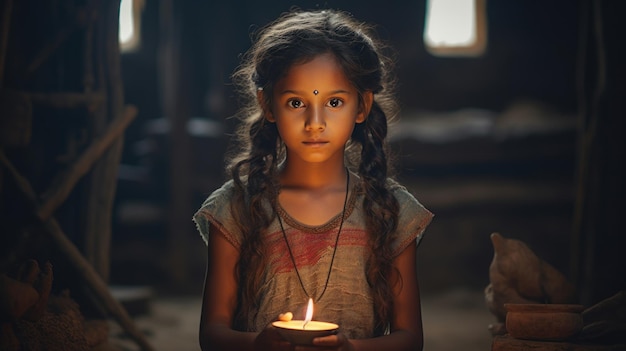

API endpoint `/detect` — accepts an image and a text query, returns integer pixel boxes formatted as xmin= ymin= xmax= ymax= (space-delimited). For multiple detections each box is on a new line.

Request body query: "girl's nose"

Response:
xmin=305 ymin=106 xmax=326 ymax=131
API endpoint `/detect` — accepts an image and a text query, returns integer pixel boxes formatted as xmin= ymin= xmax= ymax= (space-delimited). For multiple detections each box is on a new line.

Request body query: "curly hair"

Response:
xmin=226 ymin=8 xmax=400 ymax=334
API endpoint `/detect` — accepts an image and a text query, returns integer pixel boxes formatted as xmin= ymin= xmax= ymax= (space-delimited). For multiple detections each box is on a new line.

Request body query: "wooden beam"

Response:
xmin=36 ymin=105 xmax=137 ymax=221
xmin=29 ymin=92 xmax=105 ymax=111
xmin=23 ymin=1 xmax=98 ymax=79
xmin=0 ymin=148 xmax=155 ymax=351
xmin=0 ymin=89 xmax=32 ymax=146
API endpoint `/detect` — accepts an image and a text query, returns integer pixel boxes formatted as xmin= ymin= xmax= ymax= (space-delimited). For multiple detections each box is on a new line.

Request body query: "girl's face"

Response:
xmin=264 ymin=53 xmax=372 ymax=165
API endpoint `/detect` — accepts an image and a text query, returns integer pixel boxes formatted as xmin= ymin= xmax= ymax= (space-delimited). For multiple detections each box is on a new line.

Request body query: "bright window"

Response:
xmin=119 ymin=0 xmax=144 ymax=52
xmin=424 ymin=0 xmax=487 ymax=57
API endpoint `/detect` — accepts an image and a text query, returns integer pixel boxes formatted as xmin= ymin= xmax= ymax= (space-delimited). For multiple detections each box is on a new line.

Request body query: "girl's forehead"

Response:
xmin=275 ymin=53 xmax=354 ymax=93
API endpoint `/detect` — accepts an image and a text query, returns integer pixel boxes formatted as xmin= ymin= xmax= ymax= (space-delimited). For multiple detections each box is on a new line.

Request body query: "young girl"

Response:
xmin=193 ymin=8 xmax=433 ymax=351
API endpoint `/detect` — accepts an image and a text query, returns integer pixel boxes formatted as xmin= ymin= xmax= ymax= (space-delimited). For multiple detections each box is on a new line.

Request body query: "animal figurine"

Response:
xmin=484 ymin=232 xmax=578 ymax=335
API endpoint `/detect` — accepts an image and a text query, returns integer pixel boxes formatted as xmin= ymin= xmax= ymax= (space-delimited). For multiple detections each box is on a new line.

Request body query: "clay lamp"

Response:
xmin=272 ymin=298 xmax=339 ymax=345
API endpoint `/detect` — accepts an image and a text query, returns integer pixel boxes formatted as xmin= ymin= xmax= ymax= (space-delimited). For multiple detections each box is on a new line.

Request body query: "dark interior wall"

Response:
xmin=121 ymin=0 xmax=580 ymax=123
xmin=115 ymin=0 xmax=625 ymax=302
xmin=402 ymin=0 xmax=580 ymax=112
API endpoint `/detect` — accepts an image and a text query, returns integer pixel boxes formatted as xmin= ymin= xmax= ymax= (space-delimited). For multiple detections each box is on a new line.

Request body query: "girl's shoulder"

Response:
xmin=193 ymin=179 xmax=241 ymax=246
xmin=351 ymin=174 xmax=425 ymax=209
xmin=199 ymin=179 xmax=238 ymax=207
xmin=385 ymin=178 xmax=426 ymax=208
xmin=384 ymin=178 xmax=434 ymax=254
xmin=352 ymin=175 xmax=433 ymax=229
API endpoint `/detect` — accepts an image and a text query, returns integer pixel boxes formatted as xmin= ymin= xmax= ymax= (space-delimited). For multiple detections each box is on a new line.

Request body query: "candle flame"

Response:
xmin=303 ymin=298 xmax=313 ymax=329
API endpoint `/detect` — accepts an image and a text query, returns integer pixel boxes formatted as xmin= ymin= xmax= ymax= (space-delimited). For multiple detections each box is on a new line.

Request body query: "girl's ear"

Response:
xmin=356 ymin=91 xmax=374 ymax=123
xmin=257 ymin=89 xmax=275 ymax=122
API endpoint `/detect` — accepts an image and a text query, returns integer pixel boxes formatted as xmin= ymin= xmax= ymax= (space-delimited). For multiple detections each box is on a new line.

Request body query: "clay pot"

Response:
xmin=505 ymin=303 xmax=584 ymax=341
xmin=272 ymin=320 xmax=339 ymax=345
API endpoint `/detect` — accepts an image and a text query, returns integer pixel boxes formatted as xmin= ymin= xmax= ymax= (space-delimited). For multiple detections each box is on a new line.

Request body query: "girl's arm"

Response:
xmin=199 ymin=223 xmax=290 ymax=351
xmin=311 ymin=241 xmax=424 ymax=351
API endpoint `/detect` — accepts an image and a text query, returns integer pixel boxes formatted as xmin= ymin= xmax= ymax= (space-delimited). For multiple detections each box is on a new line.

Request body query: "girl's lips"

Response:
xmin=303 ymin=140 xmax=329 ymax=146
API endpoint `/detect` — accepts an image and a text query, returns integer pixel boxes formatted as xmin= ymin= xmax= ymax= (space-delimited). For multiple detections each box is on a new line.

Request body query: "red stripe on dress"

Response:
xmin=268 ymin=228 xmax=368 ymax=273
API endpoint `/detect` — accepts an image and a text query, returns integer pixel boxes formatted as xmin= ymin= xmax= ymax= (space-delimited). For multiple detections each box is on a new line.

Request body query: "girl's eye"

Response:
xmin=327 ymin=98 xmax=343 ymax=108
xmin=288 ymin=99 xmax=304 ymax=109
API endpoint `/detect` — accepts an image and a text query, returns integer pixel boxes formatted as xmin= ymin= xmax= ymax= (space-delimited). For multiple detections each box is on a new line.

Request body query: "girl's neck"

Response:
xmin=277 ymin=161 xmax=350 ymax=226
xmin=279 ymin=161 xmax=347 ymax=191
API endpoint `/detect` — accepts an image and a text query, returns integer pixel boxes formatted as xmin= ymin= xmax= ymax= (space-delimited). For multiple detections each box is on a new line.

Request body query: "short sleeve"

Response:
xmin=390 ymin=183 xmax=434 ymax=257
xmin=192 ymin=180 xmax=242 ymax=248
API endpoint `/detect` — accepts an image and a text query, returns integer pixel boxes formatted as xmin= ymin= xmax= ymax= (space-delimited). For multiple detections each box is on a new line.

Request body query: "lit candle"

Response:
xmin=272 ymin=298 xmax=338 ymax=345
xmin=303 ymin=298 xmax=313 ymax=329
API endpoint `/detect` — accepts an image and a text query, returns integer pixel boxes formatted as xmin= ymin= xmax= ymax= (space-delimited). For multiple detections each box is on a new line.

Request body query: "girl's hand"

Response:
xmin=253 ymin=325 xmax=292 ymax=351
xmin=294 ymin=333 xmax=355 ymax=351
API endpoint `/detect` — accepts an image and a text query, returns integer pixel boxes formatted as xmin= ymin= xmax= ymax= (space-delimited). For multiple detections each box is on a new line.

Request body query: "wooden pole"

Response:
xmin=0 ymin=0 xmax=13 ymax=87
xmin=82 ymin=0 xmax=127 ymax=282
xmin=159 ymin=0 xmax=193 ymax=288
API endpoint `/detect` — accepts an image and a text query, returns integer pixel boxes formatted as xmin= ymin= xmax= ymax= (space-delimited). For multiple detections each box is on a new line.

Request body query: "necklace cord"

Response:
xmin=277 ymin=168 xmax=350 ymax=302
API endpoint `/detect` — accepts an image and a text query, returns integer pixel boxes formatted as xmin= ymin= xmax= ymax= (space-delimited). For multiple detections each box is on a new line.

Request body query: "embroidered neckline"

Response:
xmin=275 ymin=172 xmax=361 ymax=234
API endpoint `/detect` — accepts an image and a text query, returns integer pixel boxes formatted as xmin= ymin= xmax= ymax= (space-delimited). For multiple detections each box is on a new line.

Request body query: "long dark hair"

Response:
xmin=227 ymin=8 xmax=400 ymax=334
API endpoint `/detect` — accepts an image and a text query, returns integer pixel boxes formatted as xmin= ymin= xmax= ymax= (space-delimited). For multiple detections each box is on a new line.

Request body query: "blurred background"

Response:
xmin=1 ymin=0 xmax=624 ymax=350
xmin=115 ymin=0 xmax=581 ymax=293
